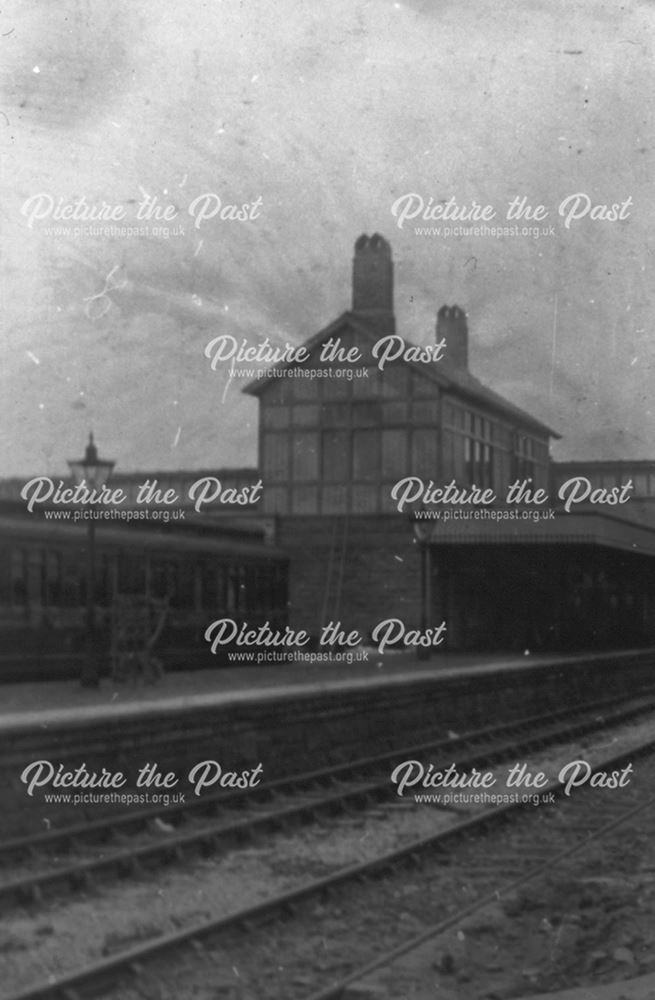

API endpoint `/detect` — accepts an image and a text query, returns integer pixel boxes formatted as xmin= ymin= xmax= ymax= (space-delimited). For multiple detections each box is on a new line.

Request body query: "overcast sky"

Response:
xmin=1 ymin=0 xmax=653 ymax=475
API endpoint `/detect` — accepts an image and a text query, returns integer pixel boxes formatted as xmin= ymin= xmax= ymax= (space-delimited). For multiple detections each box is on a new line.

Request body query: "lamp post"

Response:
xmin=68 ymin=433 xmax=115 ymax=687
xmin=412 ymin=516 xmax=432 ymax=661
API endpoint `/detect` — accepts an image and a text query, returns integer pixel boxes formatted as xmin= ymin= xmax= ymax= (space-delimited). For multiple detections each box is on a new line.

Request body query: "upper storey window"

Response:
xmin=513 ymin=433 xmax=536 ymax=480
xmin=462 ymin=412 xmax=494 ymax=488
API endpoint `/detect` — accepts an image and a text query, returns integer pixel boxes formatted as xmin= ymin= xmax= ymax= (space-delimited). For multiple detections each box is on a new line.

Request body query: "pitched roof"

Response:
xmin=243 ymin=312 xmax=560 ymax=439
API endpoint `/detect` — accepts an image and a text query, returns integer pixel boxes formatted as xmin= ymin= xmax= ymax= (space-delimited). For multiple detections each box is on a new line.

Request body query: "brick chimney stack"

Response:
xmin=437 ymin=305 xmax=468 ymax=370
xmin=352 ymin=233 xmax=395 ymax=334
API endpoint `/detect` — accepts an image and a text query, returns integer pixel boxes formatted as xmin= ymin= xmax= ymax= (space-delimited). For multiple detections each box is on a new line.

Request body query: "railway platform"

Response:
xmin=0 ymin=647 xmax=629 ymax=734
xmin=1 ymin=647 xmax=653 ymax=840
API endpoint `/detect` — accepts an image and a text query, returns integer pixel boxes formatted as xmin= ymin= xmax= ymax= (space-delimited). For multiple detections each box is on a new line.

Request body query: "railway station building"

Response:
xmin=2 ymin=234 xmax=655 ymax=669
xmin=244 ymin=234 xmax=655 ymax=652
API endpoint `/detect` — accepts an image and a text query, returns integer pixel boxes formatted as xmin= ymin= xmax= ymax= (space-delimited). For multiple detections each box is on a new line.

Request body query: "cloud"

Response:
xmin=1 ymin=0 xmax=653 ymax=472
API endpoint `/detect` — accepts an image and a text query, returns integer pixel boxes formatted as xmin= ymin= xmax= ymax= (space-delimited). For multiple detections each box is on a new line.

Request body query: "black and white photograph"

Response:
xmin=2 ymin=2 xmax=655 ymax=998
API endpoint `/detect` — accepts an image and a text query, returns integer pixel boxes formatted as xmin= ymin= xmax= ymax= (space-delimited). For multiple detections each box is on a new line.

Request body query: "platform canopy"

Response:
xmin=421 ymin=510 xmax=655 ymax=557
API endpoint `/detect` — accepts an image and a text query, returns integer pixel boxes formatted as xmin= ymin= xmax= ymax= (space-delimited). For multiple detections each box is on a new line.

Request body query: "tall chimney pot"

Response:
xmin=352 ymin=234 xmax=394 ymax=330
xmin=437 ymin=305 xmax=468 ymax=369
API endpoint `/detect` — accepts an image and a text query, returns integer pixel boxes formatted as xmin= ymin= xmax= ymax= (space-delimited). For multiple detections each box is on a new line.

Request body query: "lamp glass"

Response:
xmin=67 ymin=434 xmax=115 ymax=489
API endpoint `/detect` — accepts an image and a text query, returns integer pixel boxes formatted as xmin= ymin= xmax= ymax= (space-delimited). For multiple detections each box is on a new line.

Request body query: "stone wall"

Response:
xmin=1 ymin=650 xmax=653 ymax=838
xmin=276 ymin=514 xmax=421 ymax=638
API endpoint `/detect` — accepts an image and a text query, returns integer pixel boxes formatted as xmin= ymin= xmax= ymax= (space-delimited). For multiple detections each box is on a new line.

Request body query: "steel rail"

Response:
xmin=1 ymin=689 xmax=653 ymax=909
xmin=303 ymin=759 xmax=655 ymax=1000
xmin=3 ymin=683 xmax=650 ymax=862
xmin=5 ymin=725 xmax=655 ymax=1000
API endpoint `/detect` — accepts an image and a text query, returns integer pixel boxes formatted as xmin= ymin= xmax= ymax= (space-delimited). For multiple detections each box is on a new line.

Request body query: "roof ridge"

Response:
xmin=242 ymin=312 xmax=559 ymax=438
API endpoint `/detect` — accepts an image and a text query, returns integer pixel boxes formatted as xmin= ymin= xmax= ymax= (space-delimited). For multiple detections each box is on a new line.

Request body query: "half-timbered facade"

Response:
xmin=244 ymin=235 xmax=655 ymax=651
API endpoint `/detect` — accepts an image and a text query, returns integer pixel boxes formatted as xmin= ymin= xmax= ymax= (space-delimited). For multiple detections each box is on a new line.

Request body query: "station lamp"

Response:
xmin=67 ymin=433 xmax=115 ymax=687
xmin=412 ymin=516 xmax=433 ymax=661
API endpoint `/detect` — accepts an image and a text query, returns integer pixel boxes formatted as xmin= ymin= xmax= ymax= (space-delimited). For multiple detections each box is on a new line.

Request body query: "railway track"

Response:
xmin=109 ymin=734 xmax=655 ymax=1000
xmin=2 ymin=687 xmax=655 ymax=912
xmin=300 ymin=743 xmax=655 ymax=1000
xmin=3 ymin=688 xmax=655 ymax=999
